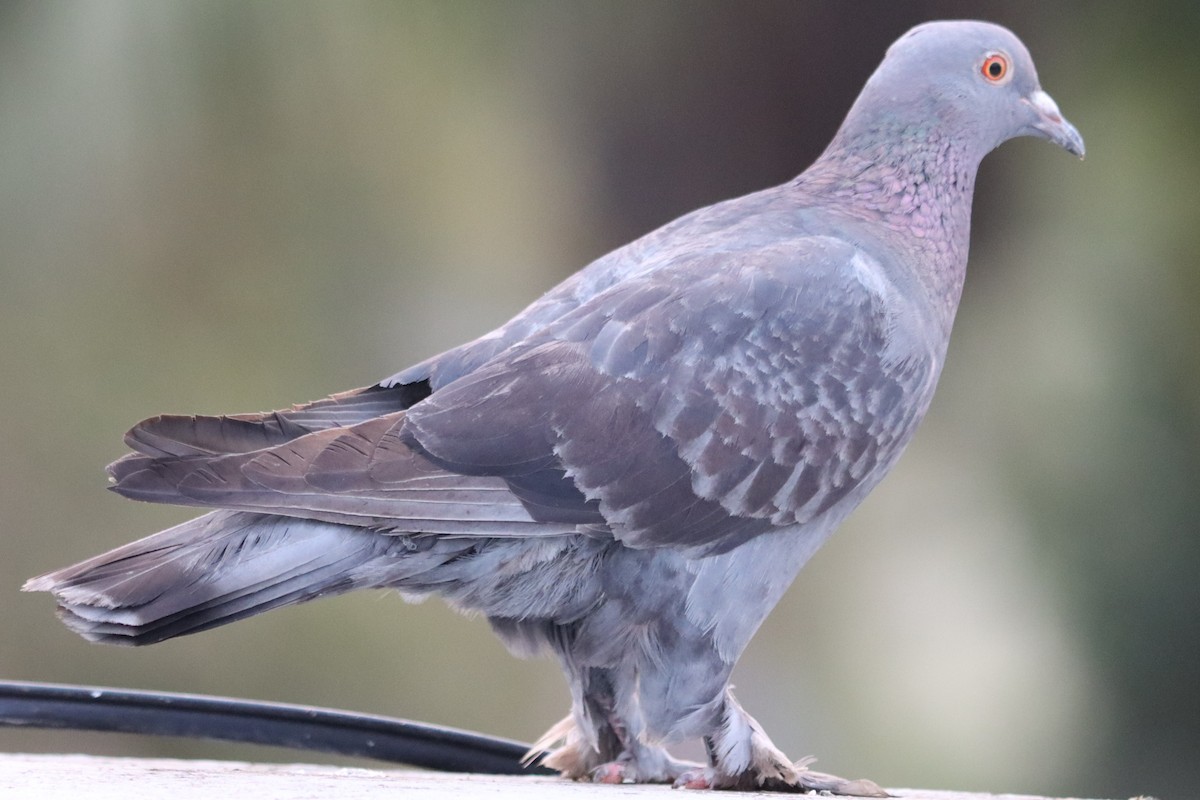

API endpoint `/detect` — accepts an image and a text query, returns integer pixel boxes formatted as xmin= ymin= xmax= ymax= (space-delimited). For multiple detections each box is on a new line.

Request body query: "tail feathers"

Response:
xmin=23 ymin=510 xmax=413 ymax=645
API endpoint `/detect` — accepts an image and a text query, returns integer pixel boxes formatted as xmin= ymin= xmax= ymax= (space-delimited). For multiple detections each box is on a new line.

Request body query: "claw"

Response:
xmin=673 ymin=762 xmax=888 ymax=796
xmin=795 ymin=768 xmax=891 ymax=797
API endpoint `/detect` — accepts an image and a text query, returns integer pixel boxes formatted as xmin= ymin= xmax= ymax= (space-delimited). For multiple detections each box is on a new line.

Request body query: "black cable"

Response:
xmin=0 ymin=680 xmax=553 ymax=775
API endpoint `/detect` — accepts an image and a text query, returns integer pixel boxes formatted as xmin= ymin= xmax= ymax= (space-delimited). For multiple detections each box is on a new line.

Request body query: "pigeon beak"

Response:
xmin=1022 ymin=89 xmax=1086 ymax=159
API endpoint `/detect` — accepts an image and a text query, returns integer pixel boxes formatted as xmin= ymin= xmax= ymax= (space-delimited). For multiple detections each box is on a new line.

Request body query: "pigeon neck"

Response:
xmin=796 ymin=133 xmax=981 ymax=334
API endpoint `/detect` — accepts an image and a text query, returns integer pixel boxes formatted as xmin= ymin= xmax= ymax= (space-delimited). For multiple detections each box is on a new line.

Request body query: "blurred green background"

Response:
xmin=1 ymin=2 xmax=1197 ymax=798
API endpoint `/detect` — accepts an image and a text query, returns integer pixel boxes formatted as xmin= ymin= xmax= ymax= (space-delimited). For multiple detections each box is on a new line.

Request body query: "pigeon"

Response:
xmin=25 ymin=20 xmax=1083 ymax=795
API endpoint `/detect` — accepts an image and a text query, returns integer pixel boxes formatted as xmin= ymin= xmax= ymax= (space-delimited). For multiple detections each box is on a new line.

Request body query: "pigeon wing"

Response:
xmin=403 ymin=236 xmax=938 ymax=552
xmin=121 ymin=381 xmax=432 ymax=459
xmin=111 ymin=237 xmax=935 ymax=552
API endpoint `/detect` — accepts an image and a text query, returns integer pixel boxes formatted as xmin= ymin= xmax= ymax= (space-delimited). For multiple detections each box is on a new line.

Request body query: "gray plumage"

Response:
xmin=25 ymin=20 xmax=1083 ymax=795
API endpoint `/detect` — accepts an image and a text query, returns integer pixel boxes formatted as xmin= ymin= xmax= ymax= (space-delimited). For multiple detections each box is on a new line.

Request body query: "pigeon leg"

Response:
xmin=589 ymin=737 xmax=700 ymax=785
xmin=673 ymin=689 xmax=889 ymax=796
xmin=534 ymin=667 xmax=699 ymax=784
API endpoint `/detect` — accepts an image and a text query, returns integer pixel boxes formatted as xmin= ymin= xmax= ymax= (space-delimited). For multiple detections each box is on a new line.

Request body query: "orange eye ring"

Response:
xmin=981 ymin=53 xmax=1010 ymax=83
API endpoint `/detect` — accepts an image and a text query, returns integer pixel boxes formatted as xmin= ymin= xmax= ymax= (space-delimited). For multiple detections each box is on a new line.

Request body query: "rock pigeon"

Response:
xmin=25 ymin=20 xmax=1083 ymax=795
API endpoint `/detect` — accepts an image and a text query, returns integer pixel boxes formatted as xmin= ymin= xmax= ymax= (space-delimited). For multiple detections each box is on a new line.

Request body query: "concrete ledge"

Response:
xmin=0 ymin=753 xmax=1117 ymax=800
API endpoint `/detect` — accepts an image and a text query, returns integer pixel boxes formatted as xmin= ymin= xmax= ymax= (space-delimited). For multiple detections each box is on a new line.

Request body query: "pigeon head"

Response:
xmin=836 ymin=20 xmax=1085 ymax=164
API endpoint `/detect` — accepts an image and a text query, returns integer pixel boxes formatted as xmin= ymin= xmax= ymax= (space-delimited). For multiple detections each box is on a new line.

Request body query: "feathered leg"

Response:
xmin=672 ymin=688 xmax=889 ymax=796
xmin=529 ymin=665 xmax=697 ymax=784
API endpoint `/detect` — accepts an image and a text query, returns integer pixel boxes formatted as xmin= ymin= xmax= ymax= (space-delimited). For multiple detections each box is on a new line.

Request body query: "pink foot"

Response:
xmin=591 ymin=762 xmax=628 ymax=784
xmin=672 ymin=767 xmax=714 ymax=790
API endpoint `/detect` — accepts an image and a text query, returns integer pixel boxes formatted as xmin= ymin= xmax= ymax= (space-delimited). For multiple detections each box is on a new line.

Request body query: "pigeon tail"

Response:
xmin=22 ymin=510 xmax=426 ymax=645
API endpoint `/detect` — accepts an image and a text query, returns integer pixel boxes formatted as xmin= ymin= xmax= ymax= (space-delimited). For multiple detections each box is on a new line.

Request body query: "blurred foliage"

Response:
xmin=1 ymin=3 xmax=1196 ymax=799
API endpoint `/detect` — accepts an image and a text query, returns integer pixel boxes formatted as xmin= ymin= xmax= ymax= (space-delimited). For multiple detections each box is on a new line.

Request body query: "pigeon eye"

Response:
xmin=981 ymin=53 xmax=1010 ymax=83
